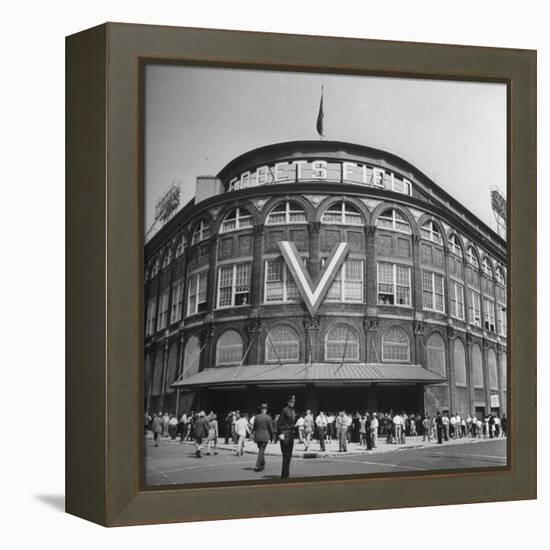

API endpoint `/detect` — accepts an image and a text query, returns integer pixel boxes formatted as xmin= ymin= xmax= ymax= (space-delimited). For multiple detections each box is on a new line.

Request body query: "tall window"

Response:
xmin=145 ymin=298 xmax=156 ymax=336
xmin=454 ymin=338 xmax=467 ymax=386
xmin=191 ymin=220 xmax=211 ymax=245
xmin=495 ymin=266 xmax=505 ymax=285
xmin=467 ymin=246 xmax=479 ymax=269
xmin=216 ymin=330 xmax=244 ymax=365
xmin=157 ymin=289 xmax=169 ymax=330
xmin=482 ymin=257 xmax=493 ymax=278
xmin=382 ymin=327 xmax=410 ymax=362
xmin=420 ymin=220 xmax=443 ymax=244
xmin=488 ymin=348 xmax=499 ymax=390
xmin=220 ymin=207 xmax=253 ymax=233
xmin=325 ymin=260 xmax=363 ymax=303
xmin=265 ymin=325 xmax=299 ymax=362
xmin=426 ymin=333 xmax=446 ymax=377
xmin=187 ymin=270 xmax=208 ymax=315
xmin=484 ymin=298 xmax=496 ymax=332
xmin=498 ymin=305 xmax=507 ymax=337
xmin=450 ymin=281 xmax=465 ymax=320
xmin=217 ymin=263 xmax=251 ymax=308
xmin=375 ymin=209 xmax=412 ymax=234
xmin=170 ymin=279 xmax=185 ymax=324
xmin=265 ymin=201 xmax=306 ymax=225
xmin=150 ymin=258 xmax=160 ymax=279
xmin=377 ymin=262 xmax=411 ymax=306
xmin=264 ymin=259 xmax=299 ymax=303
xmin=182 ymin=336 xmax=201 ymax=378
xmin=175 ymin=235 xmax=186 ymax=258
xmin=468 ymin=289 xmax=482 ymax=327
xmin=325 ymin=325 xmax=360 ymax=361
xmin=162 ymin=248 xmax=173 ymax=269
xmin=422 ymin=271 xmax=445 ymax=313
xmin=448 ymin=234 xmax=463 ymax=258
xmin=472 ymin=343 xmax=484 ymax=388
xmin=321 ymin=201 xmax=364 ymax=226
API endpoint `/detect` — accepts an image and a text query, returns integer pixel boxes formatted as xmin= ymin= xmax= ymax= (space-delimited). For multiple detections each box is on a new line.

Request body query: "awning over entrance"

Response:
xmin=172 ymin=363 xmax=444 ymax=389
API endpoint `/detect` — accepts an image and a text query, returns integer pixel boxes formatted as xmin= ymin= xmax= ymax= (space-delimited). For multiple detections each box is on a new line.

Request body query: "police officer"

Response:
xmin=277 ymin=395 xmax=296 ymax=478
xmin=435 ymin=411 xmax=444 ymax=444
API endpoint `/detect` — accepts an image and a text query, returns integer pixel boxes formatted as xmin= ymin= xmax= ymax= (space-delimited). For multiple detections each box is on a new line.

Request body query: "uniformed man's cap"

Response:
xmin=259 ymin=403 xmax=268 ymax=410
xmin=287 ymin=394 xmax=296 ymax=402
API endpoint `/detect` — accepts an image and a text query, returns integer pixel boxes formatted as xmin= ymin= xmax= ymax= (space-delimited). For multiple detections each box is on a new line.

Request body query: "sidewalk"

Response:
xmin=153 ymin=433 xmax=506 ymax=458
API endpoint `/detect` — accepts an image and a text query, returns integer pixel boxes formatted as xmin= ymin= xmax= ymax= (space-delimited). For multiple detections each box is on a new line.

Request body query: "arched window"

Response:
xmin=467 ymin=246 xmax=479 ymax=269
xmin=420 ymin=220 xmax=443 ymax=244
xmin=472 ymin=343 xmax=484 ymax=388
xmin=426 ymin=333 xmax=446 ymax=378
xmin=182 ymin=335 xmax=201 ymax=378
xmin=381 ymin=327 xmax=410 ymax=362
xmin=162 ymin=247 xmax=173 ymax=269
xmin=175 ymin=234 xmax=186 ymax=258
xmin=495 ymin=266 xmax=505 ymax=285
xmin=488 ymin=348 xmax=498 ymax=390
xmin=216 ymin=330 xmax=244 ymax=365
xmin=325 ymin=325 xmax=360 ymax=361
xmin=454 ymin=338 xmax=467 ymax=386
xmin=448 ymin=234 xmax=463 ymax=258
xmin=322 ymin=201 xmax=364 ymax=226
xmin=220 ymin=207 xmax=253 ymax=233
xmin=265 ymin=325 xmax=299 ymax=362
xmin=191 ymin=220 xmax=211 ymax=245
xmin=482 ymin=257 xmax=494 ymax=278
xmin=375 ymin=208 xmax=412 ymax=234
xmin=265 ymin=201 xmax=307 ymax=225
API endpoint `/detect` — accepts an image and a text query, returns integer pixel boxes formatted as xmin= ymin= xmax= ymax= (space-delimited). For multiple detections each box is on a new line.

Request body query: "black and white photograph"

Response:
xmin=143 ymin=64 xmax=508 ymax=486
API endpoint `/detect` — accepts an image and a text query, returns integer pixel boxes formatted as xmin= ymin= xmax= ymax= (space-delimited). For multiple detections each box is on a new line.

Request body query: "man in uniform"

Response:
xmin=277 ymin=395 xmax=296 ymax=478
xmin=252 ymin=403 xmax=273 ymax=472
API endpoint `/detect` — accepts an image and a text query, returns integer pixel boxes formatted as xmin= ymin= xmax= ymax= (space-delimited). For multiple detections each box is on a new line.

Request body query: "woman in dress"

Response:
xmin=205 ymin=412 xmax=218 ymax=455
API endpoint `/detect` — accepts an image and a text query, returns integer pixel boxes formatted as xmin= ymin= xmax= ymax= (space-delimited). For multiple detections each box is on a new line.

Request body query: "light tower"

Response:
xmin=145 ymin=181 xmax=181 ymax=240
xmin=490 ymin=185 xmax=507 ymax=239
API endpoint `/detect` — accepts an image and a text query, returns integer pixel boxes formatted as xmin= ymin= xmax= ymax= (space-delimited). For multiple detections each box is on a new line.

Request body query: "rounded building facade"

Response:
xmin=144 ymin=141 xmax=507 ymax=419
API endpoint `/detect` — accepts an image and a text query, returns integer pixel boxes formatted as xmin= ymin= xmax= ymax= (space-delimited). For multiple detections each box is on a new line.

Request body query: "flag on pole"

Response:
xmin=316 ymin=86 xmax=324 ymax=138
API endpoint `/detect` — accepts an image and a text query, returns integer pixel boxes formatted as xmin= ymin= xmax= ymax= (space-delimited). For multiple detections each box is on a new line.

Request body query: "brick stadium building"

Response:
xmin=144 ymin=141 xmax=507 ymax=420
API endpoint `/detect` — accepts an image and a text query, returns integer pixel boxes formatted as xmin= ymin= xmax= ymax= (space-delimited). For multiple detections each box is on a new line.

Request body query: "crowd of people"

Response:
xmin=145 ymin=407 xmax=507 ymax=458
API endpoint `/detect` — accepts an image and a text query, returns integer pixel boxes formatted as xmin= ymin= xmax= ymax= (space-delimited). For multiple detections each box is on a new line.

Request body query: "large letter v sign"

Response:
xmin=278 ymin=241 xmax=350 ymax=316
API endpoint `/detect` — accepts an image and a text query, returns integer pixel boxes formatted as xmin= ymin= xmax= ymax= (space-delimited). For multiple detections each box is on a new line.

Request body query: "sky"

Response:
xmin=145 ymin=65 xmax=506 ymax=235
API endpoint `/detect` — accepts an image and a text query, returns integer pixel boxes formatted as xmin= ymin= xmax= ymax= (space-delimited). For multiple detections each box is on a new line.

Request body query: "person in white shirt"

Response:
xmin=393 ymin=414 xmax=403 ymax=444
xmin=295 ymin=415 xmax=305 ymax=444
xmin=234 ymin=413 xmax=250 ymax=456
xmin=450 ymin=415 xmax=457 ymax=439
xmin=315 ymin=411 xmax=328 ymax=452
xmin=370 ymin=413 xmax=379 ymax=448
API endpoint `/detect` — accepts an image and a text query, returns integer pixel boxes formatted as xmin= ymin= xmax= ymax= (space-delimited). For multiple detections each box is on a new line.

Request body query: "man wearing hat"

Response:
xmin=193 ymin=411 xmax=210 ymax=458
xmin=277 ymin=395 xmax=297 ymax=478
xmin=252 ymin=403 xmax=273 ymax=472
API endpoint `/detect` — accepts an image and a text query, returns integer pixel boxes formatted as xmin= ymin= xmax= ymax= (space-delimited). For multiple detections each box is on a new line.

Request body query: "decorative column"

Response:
xmin=363 ymin=317 xmax=379 ymax=363
xmin=159 ymin=337 xmax=169 ymax=410
xmin=413 ymin=321 xmax=426 ymax=367
xmin=465 ymin=331 xmax=475 ymax=416
xmin=411 ymin=234 xmax=423 ymax=312
xmin=364 ymin=225 xmax=377 ymax=307
xmin=482 ymin=338 xmax=491 ymax=414
xmin=205 ymin=237 xmax=218 ymax=312
xmin=446 ymin=326 xmax=455 ymax=414
xmin=199 ymin=322 xmax=214 ymax=372
xmin=308 ymin=222 xmax=321 ymax=281
xmin=304 ymin=315 xmax=321 ymax=363
xmin=246 ymin=319 xmax=263 ymax=365
xmin=145 ymin=343 xmax=156 ymax=413
xmin=250 ymin=224 xmax=264 ymax=310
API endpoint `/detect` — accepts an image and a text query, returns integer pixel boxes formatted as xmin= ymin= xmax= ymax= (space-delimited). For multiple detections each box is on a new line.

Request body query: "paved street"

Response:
xmin=145 ymin=437 xmax=507 ymax=485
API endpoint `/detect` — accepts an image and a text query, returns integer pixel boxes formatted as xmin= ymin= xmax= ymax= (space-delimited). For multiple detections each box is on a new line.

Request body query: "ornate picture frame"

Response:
xmin=66 ymin=23 xmax=536 ymax=526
